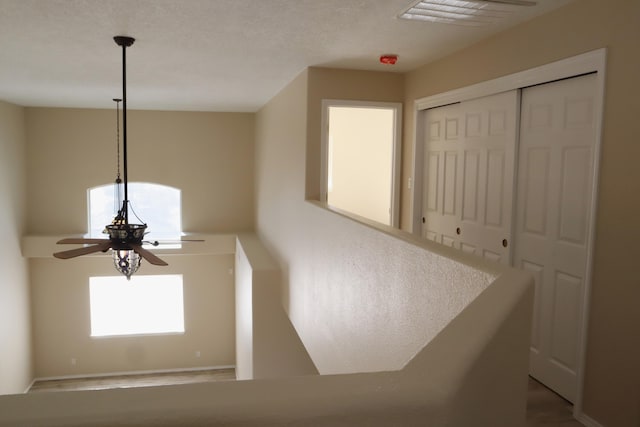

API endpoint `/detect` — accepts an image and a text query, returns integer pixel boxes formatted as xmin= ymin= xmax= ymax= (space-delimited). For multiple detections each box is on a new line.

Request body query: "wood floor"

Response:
xmin=526 ymin=377 xmax=584 ymax=427
xmin=29 ymin=371 xmax=582 ymax=425
xmin=28 ymin=368 xmax=236 ymax=393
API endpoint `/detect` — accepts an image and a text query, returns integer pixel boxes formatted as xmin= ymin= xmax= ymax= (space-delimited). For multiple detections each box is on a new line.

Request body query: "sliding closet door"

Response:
xmin=421 ymin=103 xmax=462 ymax=248
xmin=421 ymin=90 xmax=518 ymax=264
xmin=515 ymin=74 xmax=597 ymax=402
xmin=456 ymin=91 xmax=519 ymax=264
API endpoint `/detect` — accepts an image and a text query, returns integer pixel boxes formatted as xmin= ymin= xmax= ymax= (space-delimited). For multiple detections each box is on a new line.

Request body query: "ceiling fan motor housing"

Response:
xmin=106 ymin=223 xmax=147 ymax=245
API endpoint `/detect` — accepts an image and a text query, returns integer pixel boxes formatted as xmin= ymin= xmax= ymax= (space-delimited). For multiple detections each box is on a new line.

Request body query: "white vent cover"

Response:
xmin=399 ymin=0 xmax=537 ymax=26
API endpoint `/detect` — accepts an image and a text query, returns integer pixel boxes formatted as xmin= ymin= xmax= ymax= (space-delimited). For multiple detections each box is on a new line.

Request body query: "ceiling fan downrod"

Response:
xmin=113 ymin=36 xmax=134 ymax=225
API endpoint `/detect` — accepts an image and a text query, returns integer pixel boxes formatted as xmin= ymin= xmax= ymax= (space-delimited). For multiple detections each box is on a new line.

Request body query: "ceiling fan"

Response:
xmin=53 ymin=36 xmax=184 ymax=279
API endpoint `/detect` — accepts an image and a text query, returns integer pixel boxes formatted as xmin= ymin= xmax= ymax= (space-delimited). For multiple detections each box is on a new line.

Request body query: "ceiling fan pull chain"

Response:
xmin=113 ymin=98 xmax=123 ymax=216
xmin=127 ymin=201 xmax=146 ymax=226
xmin=114 ymin=98 xmax=121 ymax=182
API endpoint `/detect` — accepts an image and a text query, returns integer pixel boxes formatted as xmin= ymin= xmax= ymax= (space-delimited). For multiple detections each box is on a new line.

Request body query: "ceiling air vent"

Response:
xmin=399 ymin=0 xmax=537 ymax=26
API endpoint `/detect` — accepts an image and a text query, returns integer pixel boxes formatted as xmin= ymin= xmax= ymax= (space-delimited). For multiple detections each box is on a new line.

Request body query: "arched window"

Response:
xmin=88 ymin=182 xmax=181 ymax=239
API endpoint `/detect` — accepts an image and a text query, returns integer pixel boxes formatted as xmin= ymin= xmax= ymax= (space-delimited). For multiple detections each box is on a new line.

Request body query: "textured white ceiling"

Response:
xmin=0 ymin=0 xmax=573 ymax=112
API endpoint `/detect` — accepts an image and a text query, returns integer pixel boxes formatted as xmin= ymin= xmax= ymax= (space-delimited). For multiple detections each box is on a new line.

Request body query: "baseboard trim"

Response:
xmin=23 ymin=378 xmax=37 ymax=394
xmin=31 ymin=365 xmax=235 ymax=383
xmin=574 ymin=410 xmax=603 ymax=427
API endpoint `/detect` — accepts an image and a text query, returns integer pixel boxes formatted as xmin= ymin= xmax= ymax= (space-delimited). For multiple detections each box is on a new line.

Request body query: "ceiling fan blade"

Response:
xmin=53 ymin=241 xmax=112 ymax=259
xmin=57 ymin=238 xmax=110 ymax=244
xmin=144 ymin=239 xmax=205 ymax=246
xmin=130 ymin=243 xmax=168 ymax=266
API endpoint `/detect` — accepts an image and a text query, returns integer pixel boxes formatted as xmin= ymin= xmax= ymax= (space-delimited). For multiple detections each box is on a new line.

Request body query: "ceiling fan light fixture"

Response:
xmin=106 ymin=222 xmax=146 ymax=279
xmin=113 ymin=250 xmax=141 ymax=280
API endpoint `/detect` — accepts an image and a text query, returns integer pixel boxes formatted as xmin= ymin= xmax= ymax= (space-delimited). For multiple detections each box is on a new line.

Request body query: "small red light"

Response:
xmin=379 ymin=54 xmax=398 ymax=65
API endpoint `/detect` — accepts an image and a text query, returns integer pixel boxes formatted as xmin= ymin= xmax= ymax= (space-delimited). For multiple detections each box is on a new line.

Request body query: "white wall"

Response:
xmin=0 ymin=100 xmax=32 ymax=394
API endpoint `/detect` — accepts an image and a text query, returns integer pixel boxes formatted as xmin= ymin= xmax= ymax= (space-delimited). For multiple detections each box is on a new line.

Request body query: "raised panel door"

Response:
xmin=514 ymin=73 xmax=597 ymax=402
xmin=456 ymin=90 xmax=519 ymax=265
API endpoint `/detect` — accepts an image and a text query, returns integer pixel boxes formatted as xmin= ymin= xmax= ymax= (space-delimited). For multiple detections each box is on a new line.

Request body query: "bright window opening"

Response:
xmin=88 ymin=182 xmax=181 ymax=240
xmin=322 ymin=101 xmax=402 ymax=227
xmin=89 ymin=275 xmax=185 ymax=337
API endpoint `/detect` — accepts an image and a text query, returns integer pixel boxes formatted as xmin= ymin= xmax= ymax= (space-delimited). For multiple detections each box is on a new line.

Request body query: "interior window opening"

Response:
xmin=321 ymin=101 xmax=402 ymax=227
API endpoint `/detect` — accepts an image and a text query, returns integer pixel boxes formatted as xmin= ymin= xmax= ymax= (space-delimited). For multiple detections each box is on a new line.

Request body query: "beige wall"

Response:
xmin=0 ymin=101 xmax=32 ymax=394
xmin=235 ymin=239 xmax=254 ymax=380
xmin=305 ymin=67 xmax=404 ymax=200
xmin=402 ymin=0 xmax=640 ymax=425
xmin=25 ymin=108 xmax=255 ymax=234
xmin=255 ymin=69 xmax=309 ymax=269
xmin=23 ymin=108 xmax=255 ymax=378
xmin=255 ymin=68 xmax=504 ymax=375
xmin=30 ymin=254 xmax=235 ymax=378
xmin=235 ymin=234 xmax=317 ymax=380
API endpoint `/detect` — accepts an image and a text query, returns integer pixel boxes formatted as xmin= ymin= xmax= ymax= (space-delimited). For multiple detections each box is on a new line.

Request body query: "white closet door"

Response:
xmin=457 ymin=91 xmax=519 ymax=264
xmin=515 ymin=73 xmax=597 ymax=402
xmin=421 ymin=103 xmax=462 ymax=248
xmin=421 ymin=90 xmax=518 ymax=264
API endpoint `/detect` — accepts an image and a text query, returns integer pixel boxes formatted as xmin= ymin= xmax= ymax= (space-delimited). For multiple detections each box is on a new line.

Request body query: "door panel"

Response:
xmin=522 ymin=260 xmax=544 ymax=352
xmin=558 ymin=147 xmax=592 ymax=244
xmin=522 ymin=147 xmax=551 ymax=236
xmin=515 ymin=73 xmax=597 ymax=402
xmin=482 ymin=249 xmax=502 ymax=263
xmin=550 ymin=271 xmax=581 ymax=369
xmin=443 ymin=151 xmax=458 ymax=215
xmin=460 ymin=242 xmax=477 ymax=255
xmin=462 ymin=150 xmax=481 ymax=222
xmin=426 ymin=152 xmax=439 ymax=212
xmin=485 ymin=149 xmax=506 ymax=227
